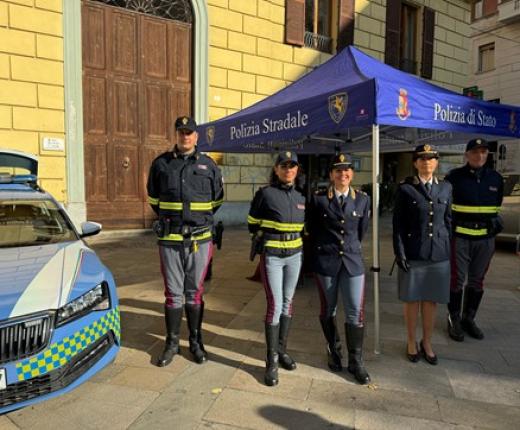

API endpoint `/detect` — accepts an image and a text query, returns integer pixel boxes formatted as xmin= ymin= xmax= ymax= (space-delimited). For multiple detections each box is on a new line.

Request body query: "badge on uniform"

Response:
xmin=489 ymin=186 xmax=498 ymax=192
xmin=352 ymin=211 xmax=357 ymax=217
xmin=297 ymin=204 xmax=305 ymax=210
xmin=197 ymin=164 xmax=208 ymax=170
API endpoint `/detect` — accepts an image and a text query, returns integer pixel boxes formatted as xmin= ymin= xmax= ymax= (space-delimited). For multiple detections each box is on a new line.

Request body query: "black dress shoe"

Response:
xmin=420 ymin=340 xmax=438 ymax=366
xmin=406 ymin=342 xmax=420 ymax=363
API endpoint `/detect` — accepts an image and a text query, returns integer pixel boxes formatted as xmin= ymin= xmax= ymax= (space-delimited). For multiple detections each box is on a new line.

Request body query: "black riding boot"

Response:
xmin=264 ymin=323 xmax=280 ymax=386
xmin=447 ymin=290 xmax=464 ymax=342
xmin=345 ymin=323 xmax=371 ymax=385
xmin=462 ymin=288 xmax=484 ymax=339
xmin=319 ymin=317 xmax=343 ymax=372
xmin=278 ymin=315 xmax=296 ymax=371
xmin=185 ymin=303 xmax=208 ymax=364
xmin=157 ymin=306 xmax=183 ymax=367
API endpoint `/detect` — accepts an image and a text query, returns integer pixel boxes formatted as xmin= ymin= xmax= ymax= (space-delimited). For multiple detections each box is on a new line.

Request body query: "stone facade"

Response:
xmin=469 ymin=6 xmax=520 ymax=174
xmin=0 ymin=0 xmax=65 ymax=200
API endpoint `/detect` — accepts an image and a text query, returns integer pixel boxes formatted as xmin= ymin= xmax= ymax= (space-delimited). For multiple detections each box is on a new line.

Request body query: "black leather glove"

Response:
xmin=396 ymin=257 xmax=410 ymax=272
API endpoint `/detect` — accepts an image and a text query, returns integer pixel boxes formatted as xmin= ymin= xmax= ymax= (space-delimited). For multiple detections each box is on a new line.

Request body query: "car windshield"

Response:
xmin=0 ymin=199 xmax=77 ymax=248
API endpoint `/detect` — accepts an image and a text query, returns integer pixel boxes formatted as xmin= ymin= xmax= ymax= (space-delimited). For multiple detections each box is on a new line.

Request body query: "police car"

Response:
xmin=0 ymin=150 xmax=120 ymax=414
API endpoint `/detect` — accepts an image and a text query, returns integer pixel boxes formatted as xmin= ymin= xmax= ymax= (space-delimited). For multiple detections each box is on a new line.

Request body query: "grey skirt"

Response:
xmin=398 ymin=259 xmax=450 ymax=303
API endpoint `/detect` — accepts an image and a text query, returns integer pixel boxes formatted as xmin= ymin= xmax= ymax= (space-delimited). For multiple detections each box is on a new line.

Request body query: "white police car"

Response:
xmin=0 ymin=150 xmax=120 ymax=414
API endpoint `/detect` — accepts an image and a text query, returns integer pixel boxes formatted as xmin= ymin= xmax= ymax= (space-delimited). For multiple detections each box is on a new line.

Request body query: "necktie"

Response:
xmin=339 ymin=195 xmax=345 ymax=209
xmin=425 ymin=182 xmax=432 ymax=195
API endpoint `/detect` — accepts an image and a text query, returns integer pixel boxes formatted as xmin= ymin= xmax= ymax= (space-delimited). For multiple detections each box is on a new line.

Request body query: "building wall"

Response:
xmin=208 ymin=0 xmax=473 ymax=217
xmin=0 ymin=0 xmax=65 ymax=200
xmin=469 ymin=10 xmax=520 ymax=174
xmin=353 ymin=0 xmax=471 ymax=91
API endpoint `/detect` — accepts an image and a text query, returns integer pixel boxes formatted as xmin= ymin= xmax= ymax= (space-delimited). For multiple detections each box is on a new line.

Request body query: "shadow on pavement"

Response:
xmin=258 ymin=405 xmax=353 ymax=430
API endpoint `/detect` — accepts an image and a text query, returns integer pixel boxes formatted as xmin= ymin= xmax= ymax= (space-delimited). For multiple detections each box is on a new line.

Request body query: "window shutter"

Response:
xmin=421 ymin=7 xmax=435 ymax=79
xmin=338 ymin=0 xmax=355 ymax=52
xmin=385 ymin=0 xmax=401 ymax=68
xmin=285 ymin=0 xmax=305 ymax=46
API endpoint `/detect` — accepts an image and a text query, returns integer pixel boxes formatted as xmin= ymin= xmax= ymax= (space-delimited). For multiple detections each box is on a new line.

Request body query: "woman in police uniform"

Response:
xmin=392 ymin=144 xmax=452 ymax=365
xmin=307 ymin=153 xmax=371 ymax=385
xmin=248 ymin=151 xmax=306 ymax=387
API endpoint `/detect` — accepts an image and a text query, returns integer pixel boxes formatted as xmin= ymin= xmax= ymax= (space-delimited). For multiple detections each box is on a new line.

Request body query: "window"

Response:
xmin=474 ymin=0 xmax=484 ymax=19
xmin=385 ymin=1 xmax=435 ymax=78
xmin=400 ymin=4 xmax=418 ymax=74
xmin=478 ymin=43 xmax=495 ymax=72
xmin=472 ymin=0 xmax=499 ymax=21
xmin=304 ymin=0 xmax=333 ymax=52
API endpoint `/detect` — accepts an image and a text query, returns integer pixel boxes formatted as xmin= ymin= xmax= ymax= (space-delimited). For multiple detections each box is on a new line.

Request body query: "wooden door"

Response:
xmin=82 ymin=1 xmax=192 ymax=228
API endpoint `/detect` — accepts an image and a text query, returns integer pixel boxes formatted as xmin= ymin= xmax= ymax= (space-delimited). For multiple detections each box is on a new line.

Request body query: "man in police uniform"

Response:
xmin=307 ymin=153 xmax=371 ymax=384
xmin=147 ymin=116 xmax=224 ymax=366
xmin=445 ymin=138 xmax=503 ymax=341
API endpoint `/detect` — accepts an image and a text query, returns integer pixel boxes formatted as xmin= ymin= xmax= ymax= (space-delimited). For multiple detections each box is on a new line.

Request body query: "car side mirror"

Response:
xmin=80 ymin=221 xmax=102 ymax=238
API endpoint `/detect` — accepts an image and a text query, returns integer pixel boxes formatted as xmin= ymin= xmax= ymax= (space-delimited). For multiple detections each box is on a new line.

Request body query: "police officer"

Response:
xmin=393 ymin=145 xmax=452 ymax=365
xmin=307 ymin=153 xmax=371 ymax=384
xmin=445 ymin=138 xmax=503 ymax=341
xmin=147 ymin=116 xmax=224 ymax=366
xmin=248 ymin=151 xmax=305 ymax=387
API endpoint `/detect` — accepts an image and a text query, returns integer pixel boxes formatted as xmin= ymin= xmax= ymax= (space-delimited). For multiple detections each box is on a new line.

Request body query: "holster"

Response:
xmin=249 ymin=232 xmax=265 ymax=261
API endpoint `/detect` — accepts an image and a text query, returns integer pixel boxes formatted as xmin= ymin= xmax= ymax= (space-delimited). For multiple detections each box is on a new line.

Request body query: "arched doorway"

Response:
xmin=81 ymin=0 xmax=194 ymax=228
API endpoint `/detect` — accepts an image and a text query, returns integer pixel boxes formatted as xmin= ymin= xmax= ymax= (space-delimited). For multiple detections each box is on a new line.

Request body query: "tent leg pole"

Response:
xmin=372 ymin=124 xmax=381 ymax=355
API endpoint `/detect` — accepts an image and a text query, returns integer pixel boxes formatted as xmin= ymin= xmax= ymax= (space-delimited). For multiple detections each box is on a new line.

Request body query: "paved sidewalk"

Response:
xmin=3 ymin=219 xmax=520 ymax=429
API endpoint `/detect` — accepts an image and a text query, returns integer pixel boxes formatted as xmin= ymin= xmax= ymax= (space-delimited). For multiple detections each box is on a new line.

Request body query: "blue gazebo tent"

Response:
xmin=197 ymin=46 xmax=520 ymax=352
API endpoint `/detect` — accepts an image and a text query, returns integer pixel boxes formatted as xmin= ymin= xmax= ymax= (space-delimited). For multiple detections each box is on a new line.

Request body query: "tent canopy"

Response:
xmin=197 ymin=46 xmax=520 ymax=154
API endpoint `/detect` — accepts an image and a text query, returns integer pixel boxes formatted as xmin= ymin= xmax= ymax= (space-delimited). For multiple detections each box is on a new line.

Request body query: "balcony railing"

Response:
xmin=498 ymin=0 xmax=520 ymax=23
xmin=304 ymin=31 xmax=332 ymax=53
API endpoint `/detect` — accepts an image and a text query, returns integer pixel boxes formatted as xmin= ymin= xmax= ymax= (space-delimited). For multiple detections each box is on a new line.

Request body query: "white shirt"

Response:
xmin=334 ymin=188 xmax=350 ymax=203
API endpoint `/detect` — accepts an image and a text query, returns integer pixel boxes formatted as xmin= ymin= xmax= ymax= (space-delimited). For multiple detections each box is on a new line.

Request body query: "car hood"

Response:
xmin=0 ymin=241 xmax=91 ymax=320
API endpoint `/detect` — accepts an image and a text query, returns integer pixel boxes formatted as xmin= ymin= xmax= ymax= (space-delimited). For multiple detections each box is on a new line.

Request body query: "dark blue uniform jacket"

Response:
xmin=248 ymin=182 xmax=306 ymax=257
xmin=307 ymin=187 xmax=370 ymax=277
xmin=146 ymin=148 xmax=224 ymax=244
xmin=445 ymin=164 xmax=503 ymax=240
xmin=393 ymin=176 xmax=452 ymax=262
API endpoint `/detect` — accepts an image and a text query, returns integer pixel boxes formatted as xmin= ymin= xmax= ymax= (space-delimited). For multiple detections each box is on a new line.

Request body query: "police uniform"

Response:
xmin=307 ymin=153 xmax=371 ymax=384
xmin=147 ymin=116 xmax=224 ymax=366
xmin=392 ymin=147 xmax=452 ymax=304
xmin=445 ymin=138 xmax=503 ymax=341
xmin=248 ymin=151 xmax=305 ymax=386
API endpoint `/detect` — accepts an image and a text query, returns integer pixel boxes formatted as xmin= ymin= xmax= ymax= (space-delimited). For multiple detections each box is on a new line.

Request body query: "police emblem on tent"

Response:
xmin=328 ymin=93 xmax=348 ymax=124
xmin=396 ymin=88 xmax=411 ymax=120
xmin=206 ymin=126 xmax=215 ymax=146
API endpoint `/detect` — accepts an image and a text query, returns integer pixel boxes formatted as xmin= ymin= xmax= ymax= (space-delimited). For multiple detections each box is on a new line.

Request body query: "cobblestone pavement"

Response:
xmin=3 ymin=219 xmax=520 ymax=429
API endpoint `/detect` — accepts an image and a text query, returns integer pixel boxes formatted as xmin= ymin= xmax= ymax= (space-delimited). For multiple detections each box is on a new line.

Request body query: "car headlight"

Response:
xmin=56 ymin=283 xmax=110 ymax=326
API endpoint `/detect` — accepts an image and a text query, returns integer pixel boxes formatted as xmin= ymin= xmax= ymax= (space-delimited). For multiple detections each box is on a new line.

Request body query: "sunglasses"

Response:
xmin=279 ymin=162 xmax=298 ymax=169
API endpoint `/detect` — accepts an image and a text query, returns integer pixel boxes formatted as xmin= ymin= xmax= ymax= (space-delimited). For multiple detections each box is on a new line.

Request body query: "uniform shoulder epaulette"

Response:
xmin=401 ymin=176 xmax=415 ymax=185
xmin=314 ymin=189 xmax=326 ymax=196
xmin=355 ymin=188 xmax=367 ymax=195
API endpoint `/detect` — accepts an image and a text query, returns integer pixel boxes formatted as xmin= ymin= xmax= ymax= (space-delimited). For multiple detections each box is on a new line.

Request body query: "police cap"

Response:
xmin=275 ymin=151 xmax=299 ymax=166
xmin=466 ymin=138 xmax=489 ymax=152
xmin=174 ymin=116 xmax=197 ymax=132
xmin=413 ymin=144 xmax=439 ymax=160
xmin=330 ymin=153 xmax=353 ymax=170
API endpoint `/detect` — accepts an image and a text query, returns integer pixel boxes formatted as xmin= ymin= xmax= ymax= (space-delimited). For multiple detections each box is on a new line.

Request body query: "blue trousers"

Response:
xmin=260 ymin=252 xmax=302 ymax=324
xmin=314 ymin=266 xmax=366 ymax=326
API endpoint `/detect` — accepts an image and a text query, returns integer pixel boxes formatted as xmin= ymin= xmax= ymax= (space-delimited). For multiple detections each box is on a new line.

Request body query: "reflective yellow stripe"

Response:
xmin=455 ymin=226 xmax=488 ymax=236
xmin=259 ymin=219 xmax=304 ymax=232
xmin=191 ymin=202 xmax=213 ymax=211
xmin=212 ymin=199 xmax=223 ymax=208
xmin=247 ymin=215 xmax=261 ymax=225
xmin=158 ymin=201 xmax=213 ymax=211
xmin=451 ymin=204 xmax=500 ymax=214
xmin=160 ymin=231 xmax=212 ymax=242
xmin=148 ymin=196 xmax=159 ymax=205
xmin=264 ymin=238 xmax=303 ymax=249
xmin=159 ymin=202 xmax=183 ymax=210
